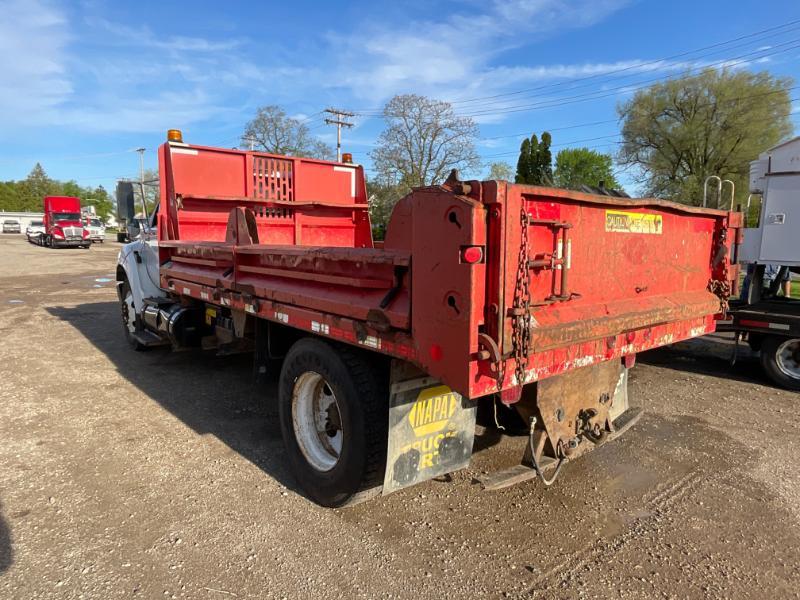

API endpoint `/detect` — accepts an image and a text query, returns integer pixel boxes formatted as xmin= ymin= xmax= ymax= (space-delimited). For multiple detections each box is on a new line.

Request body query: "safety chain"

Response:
xmin=708 ymin=227 xmax=732 ymax=314
xmin=708 ymin=279 xmax=732 ymax=314
xmin=506 ymin=207 xmax=533 ymax=390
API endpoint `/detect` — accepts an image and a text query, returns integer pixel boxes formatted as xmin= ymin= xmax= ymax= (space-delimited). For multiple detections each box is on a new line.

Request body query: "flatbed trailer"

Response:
xmin=116 ymin=131 xmax=741 ymax=506
xmin=717 ymin=296 xmax=800 ymax=390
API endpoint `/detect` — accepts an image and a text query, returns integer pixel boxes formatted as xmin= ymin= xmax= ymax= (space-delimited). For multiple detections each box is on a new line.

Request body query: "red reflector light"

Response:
xmin=461 ymin=246 xmax=483 ymax=264
xmin=740 ymin=319 xmax=769 ymax=328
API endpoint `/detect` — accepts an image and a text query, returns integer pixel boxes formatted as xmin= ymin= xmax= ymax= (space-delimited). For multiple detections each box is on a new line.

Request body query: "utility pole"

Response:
xmin=324 ymin=108 xmax=354 ymax=161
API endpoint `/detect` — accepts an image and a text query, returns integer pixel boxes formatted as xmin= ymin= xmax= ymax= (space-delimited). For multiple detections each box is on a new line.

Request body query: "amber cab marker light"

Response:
xmin=167 ymin=129 xmax=183 ymax=143
xmin=341 ymin=152 xmax=353 ymax=164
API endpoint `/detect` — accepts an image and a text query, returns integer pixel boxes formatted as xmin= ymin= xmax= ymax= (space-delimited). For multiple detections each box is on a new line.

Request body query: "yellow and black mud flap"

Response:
xmin=382 ymin=363 xmax=477 ymax=495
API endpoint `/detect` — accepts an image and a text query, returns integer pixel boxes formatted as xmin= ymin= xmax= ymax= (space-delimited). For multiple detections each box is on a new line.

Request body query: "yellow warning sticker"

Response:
xmin=605 ymin=210 xmax=663 ymax=234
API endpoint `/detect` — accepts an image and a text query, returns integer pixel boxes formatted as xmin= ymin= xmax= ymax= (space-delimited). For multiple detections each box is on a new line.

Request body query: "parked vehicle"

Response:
xmin=84 ymin=217 xmax=106 ymax=243
xmin=715 ymin=136 xmax=800 ymax=390
xmin=116 ymin=130 xmax=740 ymax=507
xmin=25 ymin=220 xmax=45 ymax=242
xmin=42 ymin=196 xmax=90 ymax=248
xmin=2 ymin=219 xmax=21 ymax=234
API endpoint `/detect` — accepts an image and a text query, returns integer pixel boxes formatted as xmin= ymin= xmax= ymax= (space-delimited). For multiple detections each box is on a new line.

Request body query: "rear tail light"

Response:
xmin=460 ymin=245 xmax=484 ymax=264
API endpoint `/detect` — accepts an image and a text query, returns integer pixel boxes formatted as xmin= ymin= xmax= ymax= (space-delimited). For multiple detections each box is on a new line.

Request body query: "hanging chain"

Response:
xmin=507 ymin=207 xmax=533 ymax=389
xmin=708 ymin=227 xmax=732 ymax=314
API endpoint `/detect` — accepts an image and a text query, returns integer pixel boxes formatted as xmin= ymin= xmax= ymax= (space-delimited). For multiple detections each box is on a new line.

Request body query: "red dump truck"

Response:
xmin=115 ymin=130 xmax=741 ymax=506
xmin=43 ymin=196 xmax=90 ymax=248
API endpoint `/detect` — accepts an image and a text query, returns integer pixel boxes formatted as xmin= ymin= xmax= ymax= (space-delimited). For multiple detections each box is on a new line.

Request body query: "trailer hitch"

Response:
xmin=480 ymin=407 xmax=644 ymax=491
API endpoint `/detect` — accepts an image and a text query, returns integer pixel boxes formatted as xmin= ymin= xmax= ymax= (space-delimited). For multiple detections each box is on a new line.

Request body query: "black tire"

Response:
xmin=119 ymin=278 xmax=146 ymax=351
xmin=278 ymin=338 xmax=388 ymax=507
xmin=760 ymin=335 xmax=800 ymax=391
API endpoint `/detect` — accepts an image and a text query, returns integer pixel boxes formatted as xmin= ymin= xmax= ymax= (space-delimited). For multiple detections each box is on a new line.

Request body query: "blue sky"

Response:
xmin=1 ymin=0 xmax=799 ymax=195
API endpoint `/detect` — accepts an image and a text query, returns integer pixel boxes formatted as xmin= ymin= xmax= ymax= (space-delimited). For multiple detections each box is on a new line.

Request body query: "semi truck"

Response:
xmin=42 ymin=196 xmax=90 ymax=248
xmin=116 ymin=130 xmax=740 ymax=507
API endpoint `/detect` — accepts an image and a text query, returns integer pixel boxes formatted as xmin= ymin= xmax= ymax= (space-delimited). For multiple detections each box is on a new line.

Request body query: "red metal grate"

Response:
xmin=253 ymin=156 xmax=294 ymax=201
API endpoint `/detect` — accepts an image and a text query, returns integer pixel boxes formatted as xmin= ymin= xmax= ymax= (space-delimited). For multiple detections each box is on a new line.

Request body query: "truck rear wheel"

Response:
xmin=119 ymin=278 xmax=146 ymax=351
xmin=760 ymin=335 xmax=800 ymax=391
xmin=278 ymin=338 xmax=388 ymax=507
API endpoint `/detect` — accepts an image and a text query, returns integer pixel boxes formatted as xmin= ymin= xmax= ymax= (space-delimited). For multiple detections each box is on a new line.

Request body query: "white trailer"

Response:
xmin=719 ymin=137 xmax=800 ymax=389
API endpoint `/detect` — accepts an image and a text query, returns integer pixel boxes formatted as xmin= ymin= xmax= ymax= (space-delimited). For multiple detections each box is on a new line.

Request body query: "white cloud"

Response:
xmin=0 ymin=0 xmax=668 ymax=135
xmin=0 ymin=0 xmax=72 ymax=122
xmin=322 ymin=0 xmax=633 ymax=104
xmin=84 ymin=17 xmax=244 ymax=53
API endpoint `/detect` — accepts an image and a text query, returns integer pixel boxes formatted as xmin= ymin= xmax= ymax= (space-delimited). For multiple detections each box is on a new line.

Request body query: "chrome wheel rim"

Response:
xmin=292 ymin=372 xmax=343 ymax=472
xmin=122 ymin=290 xmax=137 ymax=334
xmin=775 ymin=339 xmax=800 ymax=380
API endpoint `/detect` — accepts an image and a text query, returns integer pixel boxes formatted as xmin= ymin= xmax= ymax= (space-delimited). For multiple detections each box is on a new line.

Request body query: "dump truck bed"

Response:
xmin=156 ymin=141 xmax=740 ymax=401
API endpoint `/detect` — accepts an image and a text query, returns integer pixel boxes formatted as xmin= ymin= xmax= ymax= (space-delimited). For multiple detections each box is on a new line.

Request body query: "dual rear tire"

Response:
xmin=278 ymin=338 xmax=388 ymax=507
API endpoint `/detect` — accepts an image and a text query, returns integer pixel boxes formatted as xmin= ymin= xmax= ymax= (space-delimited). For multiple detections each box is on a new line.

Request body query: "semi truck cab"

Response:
xmin=43 ymin=196 xmax=90 ymax=249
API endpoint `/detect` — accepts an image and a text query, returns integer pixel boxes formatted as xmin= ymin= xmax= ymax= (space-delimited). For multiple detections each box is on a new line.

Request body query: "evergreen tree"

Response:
xmin=516 ymin=132 xmax=554 ymax=184
xmin=528 ymin=134 xmax=539 ymax=184
xmin=19 ymin=163 xmax=60 ymax=211
xmin=515 ymin=138 xmax=531 ymax=183
xmin=538 ymin=132 xmax=553 ymax=185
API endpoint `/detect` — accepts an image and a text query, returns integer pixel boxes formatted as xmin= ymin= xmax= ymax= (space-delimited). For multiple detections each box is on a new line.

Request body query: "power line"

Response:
xmin=482 ymin=134 xmax=623 ymax=159
xmin=480 ymin=85 xmax=799 ymax=146
xmin=481 ymin=91 xmax=800 ymax=159
xmin=352 ymin=33 xmax=800 ymax=120
xmin=481 ymin=118 xmax=620 ymax=141
xmin=447 ymin=39 xmax=800 ymax=118
xmin=324 ymin=108 xmax=354 ymax=161
xmin=446 ymin=18 xmax=800 ymax=107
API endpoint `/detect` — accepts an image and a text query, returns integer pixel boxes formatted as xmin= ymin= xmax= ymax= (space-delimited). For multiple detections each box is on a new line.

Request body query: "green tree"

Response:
xmin=84 ymin=185 xmax=114 ymax=221
xmin=554 ymin=147 xmax=621 ymax=191
xmin=487 ymin=162 xmax=514 ymax=181
xmin=515 ymin=132 xmax=553 ymax=184
xmin=537 ymin=132 xmax=553 ymax=185
xmin=618 ymin=68 xmax=793 ymax=206
xmin=515 ymin=137 xmax=533 ymax=183
xmin=366 ymin=178 xmax=404 ymax=240
xmin=372 ymin=94 xmax=480 ymax=187
xmin=0 ymin=182 xmax=22 ymax=212
xmin=17 ymin=163 xmax=60 ymax=211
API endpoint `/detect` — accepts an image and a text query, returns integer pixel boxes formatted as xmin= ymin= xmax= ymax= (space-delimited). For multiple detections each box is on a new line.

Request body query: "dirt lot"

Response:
xmin=0 ymin=235 xmax=798 ymax=599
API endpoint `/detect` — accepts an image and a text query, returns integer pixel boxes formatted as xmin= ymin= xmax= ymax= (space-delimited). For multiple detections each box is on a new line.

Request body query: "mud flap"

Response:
xmin=382 ymin=363 xmax=477 ymax=495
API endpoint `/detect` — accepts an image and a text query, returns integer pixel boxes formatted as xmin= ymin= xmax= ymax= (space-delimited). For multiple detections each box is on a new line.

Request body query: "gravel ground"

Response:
xmin=0 ymin=235 xmax=798 ymax=599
